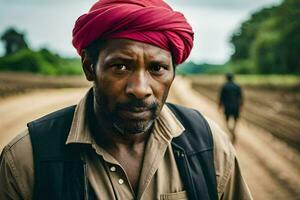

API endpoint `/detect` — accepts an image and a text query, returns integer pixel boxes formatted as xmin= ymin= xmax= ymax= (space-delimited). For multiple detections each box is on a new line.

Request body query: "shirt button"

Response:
xmin=110 ymin=166 xmax=116 ymax=172
xmin=118 ymin=179 xmax=124 ymax=185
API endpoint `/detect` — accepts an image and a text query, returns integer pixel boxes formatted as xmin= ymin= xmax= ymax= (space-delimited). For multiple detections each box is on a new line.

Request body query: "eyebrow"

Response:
xmin=149 ymin=60 xmax=171 ymax=67
xmin=104 ymin=53 xmax=171 ymax=64
xmin=103 ymin=55 xmax=135 ymax=64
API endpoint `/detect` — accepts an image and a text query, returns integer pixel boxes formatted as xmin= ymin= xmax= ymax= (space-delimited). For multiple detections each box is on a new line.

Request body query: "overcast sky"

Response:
xmin=0 ymin=0 xmax=281 ymax=64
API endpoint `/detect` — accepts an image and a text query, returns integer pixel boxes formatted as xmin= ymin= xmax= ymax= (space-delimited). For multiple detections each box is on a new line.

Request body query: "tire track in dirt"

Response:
xmin=168 ymin=77 xmax=300 ymax=200
xmin=192 ymin=83 xmax=300 ymax=151
xmin=0 ymin=88 xmax=88 ymax=149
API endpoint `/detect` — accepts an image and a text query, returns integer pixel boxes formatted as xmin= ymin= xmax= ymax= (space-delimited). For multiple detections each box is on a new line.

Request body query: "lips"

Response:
xmin=118 ymin=107 xmax=152 ymax=120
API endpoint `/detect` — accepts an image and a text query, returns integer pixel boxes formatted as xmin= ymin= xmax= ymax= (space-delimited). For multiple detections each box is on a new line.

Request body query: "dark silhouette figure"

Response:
xmin=1 ymin=28 xmax=28 ymax=56
xmin=219 ymin=73 xmax=243 ymax=144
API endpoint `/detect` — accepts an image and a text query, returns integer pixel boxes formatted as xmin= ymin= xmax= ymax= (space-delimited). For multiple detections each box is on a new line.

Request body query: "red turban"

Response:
xmin=72 ymin=0 xmax=194 ymax=64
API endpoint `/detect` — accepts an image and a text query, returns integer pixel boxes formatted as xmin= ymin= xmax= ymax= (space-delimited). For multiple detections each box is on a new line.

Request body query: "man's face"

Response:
xmin=89 ymin=39 xmax=175 ymax=134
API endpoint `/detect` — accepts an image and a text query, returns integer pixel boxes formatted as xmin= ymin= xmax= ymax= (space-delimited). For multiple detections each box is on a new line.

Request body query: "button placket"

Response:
xmin=109 ymin=165 xmax=125 ymax=186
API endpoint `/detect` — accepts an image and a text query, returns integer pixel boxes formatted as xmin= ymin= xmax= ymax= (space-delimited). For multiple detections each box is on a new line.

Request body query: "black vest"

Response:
xmin=28 ymin=103 xmax=218 ymax=200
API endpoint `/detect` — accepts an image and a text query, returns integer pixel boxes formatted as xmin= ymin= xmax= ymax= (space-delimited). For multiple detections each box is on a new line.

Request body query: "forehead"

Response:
xmin=100 ymin=39 xmax=172 ymax=61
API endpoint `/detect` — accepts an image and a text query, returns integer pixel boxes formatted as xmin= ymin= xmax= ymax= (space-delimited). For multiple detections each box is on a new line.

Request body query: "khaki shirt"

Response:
xmin=0 ymin=91 xmax=252 ymax=200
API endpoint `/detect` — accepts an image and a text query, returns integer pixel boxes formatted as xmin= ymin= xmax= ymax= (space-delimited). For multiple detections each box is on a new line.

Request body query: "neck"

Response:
xmin=110 ymin=127 xmax=151 ymax=145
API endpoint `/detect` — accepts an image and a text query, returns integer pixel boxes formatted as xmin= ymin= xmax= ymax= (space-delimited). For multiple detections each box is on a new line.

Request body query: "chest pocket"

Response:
xmin=160 ymin=190 xmax=188 ymax=200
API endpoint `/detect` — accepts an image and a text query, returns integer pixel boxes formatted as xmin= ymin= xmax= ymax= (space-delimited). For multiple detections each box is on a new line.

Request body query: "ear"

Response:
xmin=81 ymin=50 xmax=95 ymax=81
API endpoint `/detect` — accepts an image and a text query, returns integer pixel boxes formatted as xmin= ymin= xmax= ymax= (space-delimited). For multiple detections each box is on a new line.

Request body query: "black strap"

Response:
xmin=167 ymin=103 xmax=218 ymax=200
xmin=28 ymin=105 xmax=85 ymax=200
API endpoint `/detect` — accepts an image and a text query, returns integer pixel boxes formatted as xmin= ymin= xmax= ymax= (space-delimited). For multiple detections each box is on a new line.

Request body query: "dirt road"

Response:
xmin=171 ymin=78 xmax=300 ymax=200
xmin=0 ymin=88 xmax=88 ymax=148
xmin=191 ymin=79 xmax=300 ymax=151
xmin=0 ymin=78 xmax=299 ymax=200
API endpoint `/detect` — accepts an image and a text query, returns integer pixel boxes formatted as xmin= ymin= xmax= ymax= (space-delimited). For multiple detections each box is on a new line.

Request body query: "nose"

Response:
xmin=125 ymin=71 xmax=152 ymax=99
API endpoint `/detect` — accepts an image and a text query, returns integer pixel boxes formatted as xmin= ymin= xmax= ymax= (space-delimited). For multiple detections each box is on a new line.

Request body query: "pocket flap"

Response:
xmin=160 ymin=190 xmax=188 ymax=200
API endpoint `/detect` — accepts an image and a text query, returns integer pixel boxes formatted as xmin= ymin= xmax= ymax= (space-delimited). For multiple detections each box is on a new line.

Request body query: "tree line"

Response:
xmin=0 ymin=28 xmax=82 ymax=75
xmin=230 ymin=0 xmax=300 ymax=74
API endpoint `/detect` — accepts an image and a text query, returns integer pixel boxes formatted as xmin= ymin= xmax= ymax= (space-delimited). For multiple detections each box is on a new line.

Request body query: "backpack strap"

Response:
xmin=167 ymin=103 xmax=218 ymax=200
xmin=28 ymin=105 xmax=85 ymax=200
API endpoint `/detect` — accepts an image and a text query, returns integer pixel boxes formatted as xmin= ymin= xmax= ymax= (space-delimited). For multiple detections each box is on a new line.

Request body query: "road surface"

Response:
xmin=0 ymin=78 xmax=299 ymax=200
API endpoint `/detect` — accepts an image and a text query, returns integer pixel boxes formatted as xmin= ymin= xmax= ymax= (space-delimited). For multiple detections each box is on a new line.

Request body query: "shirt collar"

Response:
xmin=66 ymin=88 xmax=185 ymax=145
xmin=66 ymin=88 xmax=94 ymax=145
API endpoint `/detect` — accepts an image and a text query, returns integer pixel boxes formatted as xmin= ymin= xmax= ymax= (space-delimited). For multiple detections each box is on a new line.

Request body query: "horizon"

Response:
xmin=0 ymin=0 xmax=281 ymax=65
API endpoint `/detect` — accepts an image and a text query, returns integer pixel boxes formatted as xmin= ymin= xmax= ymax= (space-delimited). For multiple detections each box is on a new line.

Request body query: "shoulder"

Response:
xmin=0 ymin=129 xmax=34 ymax=199
xmin=5 ymin=129 xmax=31 ymax=149
xmin=2 ymin=129 xmax=34 ymax=174
xmin=205 ymin=117 xmax=233 ymax=157
xmin=232 ymin=82 xmax=241 ymax=89
xmin=167 ymin=103 xmax=213 ymax=151
xmin=204 ymin=117 xmax=236 ymax=196
xmin=29 ymin=105 xmax=76 ymax=125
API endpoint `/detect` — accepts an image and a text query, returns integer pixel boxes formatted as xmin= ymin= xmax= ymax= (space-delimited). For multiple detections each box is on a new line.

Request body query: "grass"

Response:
xmin=235 ymin=75 xmax=300 ymax=86
xmin=0 ymin=49 xmax=83 ymax=76
xmin=187 ymin=74 xmax=300 ymax=87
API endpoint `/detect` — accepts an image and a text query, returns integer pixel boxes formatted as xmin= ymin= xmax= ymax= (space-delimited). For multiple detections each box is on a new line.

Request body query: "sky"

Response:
xmin=0 ymin=0 xmax=282 ymax=64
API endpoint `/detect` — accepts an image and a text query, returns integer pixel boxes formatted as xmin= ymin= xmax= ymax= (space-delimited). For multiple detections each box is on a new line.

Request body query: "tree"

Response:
xmin=1 ymin=28 xmax=29 ymax=56
xmin=229 ymin=0 xmax=300 ymax=74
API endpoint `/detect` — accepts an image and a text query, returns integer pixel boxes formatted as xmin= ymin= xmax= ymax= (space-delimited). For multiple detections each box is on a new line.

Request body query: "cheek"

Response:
xmin=152 ymin=73 xmax=174 ymax=103
xmin=94 ymin=74 xmax=126 ymax=109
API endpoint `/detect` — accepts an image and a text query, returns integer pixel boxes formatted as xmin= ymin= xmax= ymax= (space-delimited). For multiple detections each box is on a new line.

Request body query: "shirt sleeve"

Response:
xmin=221 ymin=155 xmax=253 ymax=200
xmin=0 ymin=147 xmax=23 ymax=200
xmin=0 ymin=129 xmax=34 ymax=200
xmin=205 ymin=117 xmax=253 ymax=200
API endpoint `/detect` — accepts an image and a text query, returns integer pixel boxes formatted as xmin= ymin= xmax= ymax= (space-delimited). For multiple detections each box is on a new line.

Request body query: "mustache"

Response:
xmin=116 ymin=99 xmax=158 ymax=112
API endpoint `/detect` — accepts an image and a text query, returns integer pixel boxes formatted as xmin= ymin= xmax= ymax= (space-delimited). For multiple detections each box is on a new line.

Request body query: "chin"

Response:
xmin=113 ymin=119 xmax=154 ymax=135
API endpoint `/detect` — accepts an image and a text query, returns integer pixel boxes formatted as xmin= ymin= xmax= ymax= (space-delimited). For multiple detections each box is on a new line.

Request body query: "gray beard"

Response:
xmin=112 ymin=120 xmax=155 ymax=135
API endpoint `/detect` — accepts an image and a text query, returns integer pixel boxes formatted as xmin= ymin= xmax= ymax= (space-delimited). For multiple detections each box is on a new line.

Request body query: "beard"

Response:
xmin=93 ymin=87 xmax=160 ymax=135
xmin=109 ymin=99 xmax=159 ymax=134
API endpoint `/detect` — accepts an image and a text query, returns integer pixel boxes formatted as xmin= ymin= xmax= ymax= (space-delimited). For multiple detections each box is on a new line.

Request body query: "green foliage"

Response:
xmin=230 ymin=0 xmax=300 ymax=74
xmin=0 ymin=49 xmax=82 ymax=75
xmin=190 ymin=74 xmax=300 ymax=88
xmin=176 ymin=61 xmax=225 ymax=75
xmin=0 ymin=27 xmax=82 ymax=75
xmin=235 ymin=74 xmax=300 ymax=87
xmin=225 ymin=60 xmax=256 ymax=74
xmin=231 ymin=7 xmax=274 ymax=61
xmin=177 ymin=61 xmax=206 ymax=75
xmin=176 ymin=60 xmax=259 ymax=75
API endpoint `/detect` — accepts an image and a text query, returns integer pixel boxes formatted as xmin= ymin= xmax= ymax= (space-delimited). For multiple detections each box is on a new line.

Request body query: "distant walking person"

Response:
xmin=219 ymin=73 xmax=243 ymax=143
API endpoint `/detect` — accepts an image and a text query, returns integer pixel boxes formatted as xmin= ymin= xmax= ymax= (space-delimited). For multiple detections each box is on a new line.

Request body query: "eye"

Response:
xmin=111 ymin=64 xmax=128 ymax=73
xmin=149 ymin=64 xmax=168 ymax=75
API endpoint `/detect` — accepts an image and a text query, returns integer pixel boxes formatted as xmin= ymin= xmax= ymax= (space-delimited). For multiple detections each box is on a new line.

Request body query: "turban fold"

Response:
xmin=72 ymin=0 xmax=194 ymax=64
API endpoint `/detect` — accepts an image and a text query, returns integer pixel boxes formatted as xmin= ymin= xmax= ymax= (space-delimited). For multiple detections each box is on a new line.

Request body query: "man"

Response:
xmin=219 ymin=73 xmax=243 ymax=143
xmin=0 ymin=0 xmax=252 ymax=199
